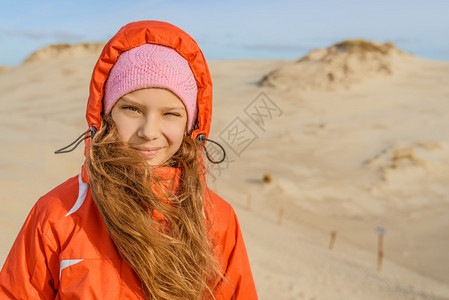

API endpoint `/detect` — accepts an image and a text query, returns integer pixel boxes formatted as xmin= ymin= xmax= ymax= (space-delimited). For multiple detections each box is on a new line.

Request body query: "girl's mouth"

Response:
xmin=134 ymin=147 xmax=163 ymax=157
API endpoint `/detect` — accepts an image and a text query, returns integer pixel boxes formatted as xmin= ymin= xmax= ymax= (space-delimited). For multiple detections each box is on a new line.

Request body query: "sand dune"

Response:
xmin=1 ymin=42 xmax=449 ymax=299
xmin=259 ymin=40 xmax=410 ymax=91
xmin=22 ymin=42 xmax=105 ymax=65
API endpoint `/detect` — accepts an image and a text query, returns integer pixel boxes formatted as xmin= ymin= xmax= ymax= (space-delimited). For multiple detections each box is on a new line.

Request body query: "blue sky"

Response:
xmin=1 ymin=0 xmax=448 ymax=66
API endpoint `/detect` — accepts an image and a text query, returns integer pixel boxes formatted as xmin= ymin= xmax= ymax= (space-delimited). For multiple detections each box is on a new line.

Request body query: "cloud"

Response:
xmin=1 ymin=29 xmax=46 ymax=39
xmin=239 ymin=43 xmax=312 ymax=53
xmin=53 ymin=30 xmax=84 ymax=41
xmin=1 ymin=28 xmax=85 ymax=42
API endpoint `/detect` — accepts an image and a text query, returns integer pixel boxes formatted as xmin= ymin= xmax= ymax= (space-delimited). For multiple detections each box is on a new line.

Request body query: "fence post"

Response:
xmin=329 ymin=231 xmax=337 ymax=250
xmin=376 ymin=227 xmax=386 ymax=272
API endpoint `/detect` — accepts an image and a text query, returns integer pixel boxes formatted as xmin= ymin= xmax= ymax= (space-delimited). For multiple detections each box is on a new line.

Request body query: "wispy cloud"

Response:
xmin=239 ymin=43 xmax=311 ymax=52
xmin=53 ymin=30 xmax=84 ymax=41
xmin=1 ymin=29 xmax=46 ymax=39
xmin=0 ymin=29 xmax=85 ymax=42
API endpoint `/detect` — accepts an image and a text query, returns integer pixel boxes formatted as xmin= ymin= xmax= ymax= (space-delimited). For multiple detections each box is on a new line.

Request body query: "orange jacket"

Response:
xmin=0 ymin=21 xmax=257 ymax=299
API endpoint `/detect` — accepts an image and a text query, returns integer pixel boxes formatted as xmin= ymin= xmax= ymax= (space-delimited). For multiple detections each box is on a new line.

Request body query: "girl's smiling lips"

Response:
xmin=133 ymin=147 xmax=163 ymax=157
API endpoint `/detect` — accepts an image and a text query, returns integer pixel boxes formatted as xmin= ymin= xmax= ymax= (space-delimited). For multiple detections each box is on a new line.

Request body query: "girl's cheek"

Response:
xmin=164 ymin=119 xmax=186 ymax=136
xmin=115 ymin=118 xmax=137 ymax=143
xmin=166 ymin=127 xmax=184 ymax=142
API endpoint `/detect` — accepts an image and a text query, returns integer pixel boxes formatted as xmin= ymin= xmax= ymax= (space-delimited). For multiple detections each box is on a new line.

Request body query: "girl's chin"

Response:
xmin=131 ymin=146 xmax=177 ymax=167
xmin=143 ymin=154 xmax=171 ymax=167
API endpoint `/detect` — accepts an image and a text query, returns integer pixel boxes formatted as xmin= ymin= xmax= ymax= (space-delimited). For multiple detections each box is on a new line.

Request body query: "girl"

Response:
xmin=0 ymin=21 xmax=257 ymax=299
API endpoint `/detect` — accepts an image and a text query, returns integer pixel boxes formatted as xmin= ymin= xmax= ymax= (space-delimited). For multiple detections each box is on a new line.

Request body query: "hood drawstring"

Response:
xmin=196 ymin=134 xmax=226 ymax=164
xmin=54 ymin=126 xmax=97 ymax=154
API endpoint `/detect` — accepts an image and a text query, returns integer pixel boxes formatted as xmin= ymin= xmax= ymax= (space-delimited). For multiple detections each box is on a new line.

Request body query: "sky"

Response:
xmin=0 ymin=0 xmax=448 ymax=66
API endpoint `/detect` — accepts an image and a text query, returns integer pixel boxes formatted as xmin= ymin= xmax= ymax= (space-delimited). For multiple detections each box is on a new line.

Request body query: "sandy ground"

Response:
xmin=1 ymin=43 xmax=449 ymax=299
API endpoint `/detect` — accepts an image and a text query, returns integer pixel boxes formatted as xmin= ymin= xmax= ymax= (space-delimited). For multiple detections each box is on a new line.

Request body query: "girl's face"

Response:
xmin=110 ymin=88 xmax=187 ymax=166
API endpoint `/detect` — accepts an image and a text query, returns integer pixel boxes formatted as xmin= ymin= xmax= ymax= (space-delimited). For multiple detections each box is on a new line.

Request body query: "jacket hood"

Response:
xmin=79 ymin=20 xmax=213 ymax=183
xmin=83 ymin=20 xmax=213 ymax=158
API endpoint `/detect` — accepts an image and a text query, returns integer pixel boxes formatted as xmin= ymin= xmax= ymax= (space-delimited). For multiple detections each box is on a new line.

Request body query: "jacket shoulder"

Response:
xmin=206 ymin=189 xmax=236 ymax=220
xmin=33 ymin=174 xmax=83 ymax=223
xmin=205 ymin=189 xmax=240 ymax=238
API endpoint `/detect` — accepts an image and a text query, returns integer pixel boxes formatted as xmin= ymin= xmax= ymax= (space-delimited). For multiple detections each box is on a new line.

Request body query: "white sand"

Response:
xmin=1 ymin=43 xmax=449 ymax=299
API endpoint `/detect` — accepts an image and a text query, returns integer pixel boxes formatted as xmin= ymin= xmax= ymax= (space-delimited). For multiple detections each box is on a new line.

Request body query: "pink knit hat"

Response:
xmin=103 ymin=44 xmax=198 ymax=132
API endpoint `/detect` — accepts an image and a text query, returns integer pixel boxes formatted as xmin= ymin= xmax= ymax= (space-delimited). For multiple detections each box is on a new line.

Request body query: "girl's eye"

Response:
xmin=122 ymin=105 xmax=140 ymax=113
xmin=165 ymin=112 xmax=181 ymax=117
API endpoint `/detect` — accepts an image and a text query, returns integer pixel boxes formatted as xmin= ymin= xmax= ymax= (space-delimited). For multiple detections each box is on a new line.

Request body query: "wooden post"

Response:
xmin=329 ymin=231 xmax=337 ymax=250
xmin=376 ymin=227 xmax=386 ymax=272
xmin=277 ymin=208 xmax=284 ymax=225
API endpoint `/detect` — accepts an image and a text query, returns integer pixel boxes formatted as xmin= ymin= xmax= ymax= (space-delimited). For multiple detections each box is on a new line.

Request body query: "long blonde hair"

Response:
xmin=86 ymin=114 xmax=222 ymax=299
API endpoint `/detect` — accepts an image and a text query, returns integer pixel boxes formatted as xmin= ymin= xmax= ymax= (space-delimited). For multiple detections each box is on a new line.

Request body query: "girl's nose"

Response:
xmin=137 ymin=116 xmax=161 ymax=140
